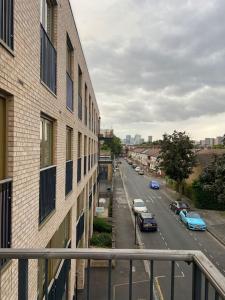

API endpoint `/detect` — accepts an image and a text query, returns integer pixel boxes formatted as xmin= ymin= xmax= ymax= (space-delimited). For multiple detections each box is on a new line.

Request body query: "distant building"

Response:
xmin=134 ymin=134 xmax=142 ymax=145
xmin=205 ymin=138 xmax=214 ymax=147
xmin=148 ymin=136 xmax=153 ymax=143
xmin=125 ymin=135 xmax=131 ymax=144
xmin=215 ymin=136 xmax=224 ymax=145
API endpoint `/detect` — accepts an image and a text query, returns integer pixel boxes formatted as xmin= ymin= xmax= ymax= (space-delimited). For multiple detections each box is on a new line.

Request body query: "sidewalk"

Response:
xmin=78 ymin=170 xmax=150 ymax=300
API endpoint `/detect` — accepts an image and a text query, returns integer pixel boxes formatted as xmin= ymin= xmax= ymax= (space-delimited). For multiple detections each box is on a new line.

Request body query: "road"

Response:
xmin=120 ymin=160 xmax=225 ymax=300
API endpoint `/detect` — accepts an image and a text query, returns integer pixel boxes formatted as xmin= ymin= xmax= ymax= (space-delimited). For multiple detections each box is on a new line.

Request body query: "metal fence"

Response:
xmin=40 ymin=25 xmax=57 ymax=94
xmin=39 ymin=166 xmax=56 ymax=224
xmin=0 ymin=249 xmax=224 ymax=300
xmin=0 ymin=178 xmax=12 ymax=267
xmin=66 ymin=72 xmax=73 ymax=111
xmin=65 ymin=160 xmax=73 ymax=195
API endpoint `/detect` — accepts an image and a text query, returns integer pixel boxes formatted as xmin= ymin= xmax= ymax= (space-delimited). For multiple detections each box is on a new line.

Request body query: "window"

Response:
xmin=78 ymin=66 xmax=82 ymax=120
xmin=40 ymin=0 xmax=57 ymax=93
xmin=0 ymin=98 xmax=5 ymax=180
xmin=66 ymin=35 xmax=73 ymax=111
xmin=0 ymin=0 xmax=13 ymax=49
xmin=89 ymin=96 xmax=91 ymax=130
xmin=40 ymin=116 xmax=53 ymax=169
xmin=84 ymin=84 xmax=88 ymax=125
xmin=66 ymin=127 xmax=72 ymax=161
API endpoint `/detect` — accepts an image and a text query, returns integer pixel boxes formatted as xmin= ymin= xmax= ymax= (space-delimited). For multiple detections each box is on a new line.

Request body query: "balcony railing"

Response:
xmin=65 ymin=160 xmax=73 ymax=196
xmin=39 ymin=166 xmax=56 ymax=224
xmin=66 ymin=72 xmax=73 ymax=111
xmin=78 ymin=94 xmax=82 ymax=120
xmin=40 ymin=25 xmax=57 ymax=94
xmin=77 ymin=158 xmax=82 ymax=183
xmin=84 ymin=156 xmax=87 ymax=176
xmin=76 ymin=212 xmax=84 ymax=246
xmin=0 ymin=249 xmax=224 ymax=300
xmin=0 ymin=178 xmax=12 ymax=267
xmin=89 ymin=192 xmax=92 ymax=209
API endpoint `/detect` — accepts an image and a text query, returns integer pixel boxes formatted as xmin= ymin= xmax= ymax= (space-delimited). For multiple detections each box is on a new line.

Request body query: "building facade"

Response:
xmin=0 ymin=0 xmax=99 ymax=299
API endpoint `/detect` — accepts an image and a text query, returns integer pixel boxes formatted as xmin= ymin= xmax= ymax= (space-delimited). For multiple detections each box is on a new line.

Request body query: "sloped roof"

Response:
xmin=196 ymin=149 xmax=225 ymax=168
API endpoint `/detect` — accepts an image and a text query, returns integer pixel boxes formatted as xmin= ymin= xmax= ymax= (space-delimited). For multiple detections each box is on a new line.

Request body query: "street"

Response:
xmin=120 ymin=159 xmax=225 ymax=300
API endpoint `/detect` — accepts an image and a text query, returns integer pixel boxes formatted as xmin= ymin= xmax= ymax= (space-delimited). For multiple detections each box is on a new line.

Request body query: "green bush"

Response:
xmin=93 ymin=218 xmax=112 ymax=233
xmin=90 ymin=233 xmax=112 ymax=248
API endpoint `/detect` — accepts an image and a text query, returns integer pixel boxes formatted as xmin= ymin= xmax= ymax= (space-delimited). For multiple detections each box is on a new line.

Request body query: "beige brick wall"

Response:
xmin=0 ymin=0 xmax=99 ymax=299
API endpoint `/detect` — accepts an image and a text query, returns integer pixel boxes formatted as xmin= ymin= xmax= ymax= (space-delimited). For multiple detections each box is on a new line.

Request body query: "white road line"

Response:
xmin=165 ymin=242 xmax=168 ymax=247
xmin=199 ymin=243 xmax=202 ymax=247
xmin=216 ymin=262 xmax=220 ymax=266
xmin=204 ymin=249 xmax=208 ymax=253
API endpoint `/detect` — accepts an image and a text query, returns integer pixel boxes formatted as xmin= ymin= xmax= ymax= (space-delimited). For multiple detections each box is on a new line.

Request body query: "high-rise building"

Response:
xmin=215 ymin=136 xmax=224 ymax=145
xmin=125 ymin=135 xmax=131 ymax=144
xmin=0 ymin=0 xmax=100 ymax=298
xmin=148 ymin=136 xmax=153 ymax=143
xmin=134 ymin=134 xmax=142 ymax=145
xmin=205 ymin=138 xmax=215 ymax=147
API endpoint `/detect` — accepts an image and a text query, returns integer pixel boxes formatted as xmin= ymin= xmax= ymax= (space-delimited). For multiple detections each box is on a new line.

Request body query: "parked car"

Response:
xmin=170 ymin=201 xmax=190 ymax=214
xmin=137 ymin=213 xmax=158 ymax=232
xmin=179 ymin=210 xmax=207 ymax=231
xmin=132 ymin=164 xmax=137 ymax=169
xmin=128 ymin=160 xmax=132 ymax=165
xmin=149 ymin=180 xmax=160 ymax=189
xmin=138 ymin=170 xmax=144 ymax=175
xmin=135 ymin=166 xmax=141 ymax=172
xmin=132 ymin=199 xmax=148 ymax=214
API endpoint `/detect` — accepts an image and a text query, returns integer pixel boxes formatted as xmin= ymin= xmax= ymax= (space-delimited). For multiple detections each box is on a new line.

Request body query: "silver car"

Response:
xmin=132 ymin=199 xmax=148 ymax=214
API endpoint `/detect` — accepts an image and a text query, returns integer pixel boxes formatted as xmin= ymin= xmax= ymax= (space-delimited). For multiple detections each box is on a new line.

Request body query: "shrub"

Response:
xmin=93 ymin=217 xmax=112 ymax=233
xmin=90 ymin=233 xmax=112 ymax=248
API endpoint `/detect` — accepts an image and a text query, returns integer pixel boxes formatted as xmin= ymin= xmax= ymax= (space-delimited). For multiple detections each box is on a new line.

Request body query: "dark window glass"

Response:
xmin=0 ymin=0 xmax=14 ymax=49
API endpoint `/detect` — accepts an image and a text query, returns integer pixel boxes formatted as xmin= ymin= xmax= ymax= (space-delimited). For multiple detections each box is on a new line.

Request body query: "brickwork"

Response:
xmin=0 ymin=0 xmax=99 ymax=299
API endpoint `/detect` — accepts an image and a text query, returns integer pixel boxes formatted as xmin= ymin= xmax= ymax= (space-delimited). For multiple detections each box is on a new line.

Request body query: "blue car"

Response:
xmin=179 ymin=210 xmax=206 ymax=231
xmin=149 ymin=180 xmax=160 ymax=189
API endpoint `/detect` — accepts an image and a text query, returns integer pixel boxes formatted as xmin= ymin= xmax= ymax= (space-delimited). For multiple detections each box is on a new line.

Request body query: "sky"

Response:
xmin=72 ymin=0 xmax=225 ymax=141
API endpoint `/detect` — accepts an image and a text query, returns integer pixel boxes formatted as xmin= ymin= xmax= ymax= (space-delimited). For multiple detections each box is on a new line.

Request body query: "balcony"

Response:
xmin=66 ymin=72 xmax=73 ymax=111
xmin=40 ymin=25 xmax=57 ymax=94
xmin=77 ymin=158 xmax=82 ymax=183
xmin=84 ymin=156 xmax=87 ymax=176
xmin=0 ymin=178 xmax=12 ymax=267
xmin=65 ymin=160 xmax=73 ymax=196
xmin=76 ymin=212 xmax=84 ymax=246
xmin=78 ymin=94 xmax=82 ymax=120
xmin=39 ymin=166 xmax=56 ymax=224
xmin=0 ymin=249 xmax=224 ymax=300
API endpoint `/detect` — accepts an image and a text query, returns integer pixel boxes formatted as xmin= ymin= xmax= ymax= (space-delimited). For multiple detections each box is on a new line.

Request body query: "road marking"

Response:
xmin=210 ymin=254 xmax=214 ymax=259
xmin=132 ymin=266 xmax=136 ymax=272
xmin=113 ymin=279 xmax=151 ymax=300
xmin=198 ymin=242 xmax=202 ymax=247
xmin=155 ymin=277 xmax=165 ymax=300
xmin=164 ymin=241 xmax=168 ymax=247
xmin=204 ymin=249 xmax=208 ymax=253
xmin=216 ymin=262 xmax=220 ymax=266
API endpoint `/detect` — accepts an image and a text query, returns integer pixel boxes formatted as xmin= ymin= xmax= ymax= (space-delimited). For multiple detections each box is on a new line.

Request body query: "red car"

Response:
xmin=169 ymin=201 xmax=190 ymax=214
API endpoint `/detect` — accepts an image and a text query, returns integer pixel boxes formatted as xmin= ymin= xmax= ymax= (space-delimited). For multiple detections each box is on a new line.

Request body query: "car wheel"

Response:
xmin=186 ymin=223 xmax=189 ymax=229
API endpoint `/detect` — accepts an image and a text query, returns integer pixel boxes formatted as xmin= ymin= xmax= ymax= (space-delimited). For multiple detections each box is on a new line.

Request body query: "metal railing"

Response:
xmin=39 ymin=165 xmax=56 ymax=224
xmin=65 ymin=160 xmax=73 ymax=195
xmin=0 ymin=249 xmax=224 ymax=300
xmin=78 ymin=94 xmax=82 ymax=120
xmin=84 ymin=155 xmax=87 ymax=176
xmin=77 ymin=158 xmax=82 ymax=183
xmin=0 ymin=178 xmax=12 ymax=267
xmin=66 ymin=72 xmax=73 ymax=111
xmin=76 ymin=213 xmax=84 ymax=246
xmin=40 ymin=25 xmax=57 ymax=94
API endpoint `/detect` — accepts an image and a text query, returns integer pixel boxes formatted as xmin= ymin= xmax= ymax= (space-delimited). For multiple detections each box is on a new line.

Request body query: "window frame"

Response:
xmin=0 ymin=0 xmax=14 ymax=50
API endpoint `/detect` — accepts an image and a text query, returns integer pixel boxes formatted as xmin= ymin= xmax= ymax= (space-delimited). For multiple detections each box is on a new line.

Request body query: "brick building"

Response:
xmin=0 ymin=0 xmax=99 ymax=299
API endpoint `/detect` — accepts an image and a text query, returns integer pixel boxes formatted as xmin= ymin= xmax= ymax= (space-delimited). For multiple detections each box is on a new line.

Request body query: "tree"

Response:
xmin=102 ymin=135 xmax=122 ymax=157
xmin=198 ymin=154 xmax=225 ymax=207
xmin=160 ymin=131 xmax=196 ymax=199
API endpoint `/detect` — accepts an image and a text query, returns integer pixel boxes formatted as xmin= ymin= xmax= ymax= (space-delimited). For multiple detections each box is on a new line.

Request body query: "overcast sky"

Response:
xmin=72 ymin=0 xmax=225 ymax=141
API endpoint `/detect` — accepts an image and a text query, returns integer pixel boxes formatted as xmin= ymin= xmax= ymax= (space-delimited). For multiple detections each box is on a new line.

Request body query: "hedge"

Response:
xmin=90 ymin=232 xmax=112 ymax=248
xmin=93 ymin=217 xmax=112 ymax=233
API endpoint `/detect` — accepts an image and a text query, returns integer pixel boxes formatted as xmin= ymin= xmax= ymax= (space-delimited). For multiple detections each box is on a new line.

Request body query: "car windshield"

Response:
xmin=180 ymin=203 xmax=188 ymax=208
xmin=152 ymin=181 xmax=158 ymax=185
xmin=186 ymin=212 xmax=200 ymax=218
xmin=134 ymin=202 xmax=145 ymax=207
xmin=144 ymin=218 xmax=154 ymax=223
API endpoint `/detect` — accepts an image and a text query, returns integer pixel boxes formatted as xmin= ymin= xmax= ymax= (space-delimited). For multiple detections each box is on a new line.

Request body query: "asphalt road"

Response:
xmin=120 ymin=160 xmax=225 ymax=300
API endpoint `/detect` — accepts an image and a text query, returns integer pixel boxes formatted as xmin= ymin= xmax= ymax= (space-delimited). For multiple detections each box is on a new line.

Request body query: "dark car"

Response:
xmin=137 ymin=213 xmax=158 ymax=232
xmin=170 ymin=201 xmax=190 ymax=214
xmin=149 ymin=180 xmax=160 ymax=189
